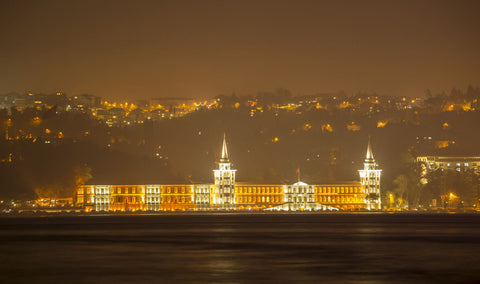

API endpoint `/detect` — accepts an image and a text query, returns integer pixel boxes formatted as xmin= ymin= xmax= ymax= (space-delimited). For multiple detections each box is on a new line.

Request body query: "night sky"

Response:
xmin=1 ymin=0 xmax=479 ymax=99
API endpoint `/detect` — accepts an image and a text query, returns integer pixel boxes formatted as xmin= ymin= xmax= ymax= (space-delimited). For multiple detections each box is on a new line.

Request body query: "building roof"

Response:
xmin=365 ymin=136 xmax=375 ymax=161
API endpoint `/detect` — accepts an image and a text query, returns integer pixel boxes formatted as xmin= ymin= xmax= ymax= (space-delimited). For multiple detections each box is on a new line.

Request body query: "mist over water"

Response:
xmin=1 ymin=214 xmax=480 ymax=283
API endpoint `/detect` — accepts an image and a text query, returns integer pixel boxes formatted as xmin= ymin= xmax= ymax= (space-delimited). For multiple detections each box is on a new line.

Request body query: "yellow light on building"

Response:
xmin=377 ymin=121 xmax=388 ymax=128
xmin=321 ymin=124 xmax=333 ymax=133
xmin=31 ymin=117 xmax=41 ymax=126
xmin=347 ymin=123 xmax=360 ymax=132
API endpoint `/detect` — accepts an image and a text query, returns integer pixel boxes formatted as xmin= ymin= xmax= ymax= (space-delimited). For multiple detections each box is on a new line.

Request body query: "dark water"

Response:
xmin=1 ymin=213 xmax=480 ymax=283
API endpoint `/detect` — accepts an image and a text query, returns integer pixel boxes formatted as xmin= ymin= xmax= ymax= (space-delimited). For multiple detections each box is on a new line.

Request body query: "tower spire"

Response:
xmin=221 ymin=133 xmax=229 ymax=161
xmin=365 ymin=136 xmax=374 ymax=161
xmin=214 ymin=133 xmax=236 ymax=209
xmin=359 ymin=136 xmax=382 ymax=210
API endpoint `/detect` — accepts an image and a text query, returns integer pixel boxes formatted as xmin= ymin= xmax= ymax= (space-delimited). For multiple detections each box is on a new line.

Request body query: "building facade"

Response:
xmin=75 ymin=136 xmax=381 ymax=211
xmin=417 ymin=156 xmax=480 ymax=177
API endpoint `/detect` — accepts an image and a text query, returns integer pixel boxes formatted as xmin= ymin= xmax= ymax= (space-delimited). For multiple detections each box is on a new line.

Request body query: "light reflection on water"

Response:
xmin=0 ymin=214 xmax=480 ymax=283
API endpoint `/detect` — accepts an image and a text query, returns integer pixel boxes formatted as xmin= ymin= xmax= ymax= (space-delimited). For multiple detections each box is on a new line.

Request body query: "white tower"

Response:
xmin=359 ymin=137 xmax=382 ymax=210
xmin=213 ymin=133 xmax=236 ymax=210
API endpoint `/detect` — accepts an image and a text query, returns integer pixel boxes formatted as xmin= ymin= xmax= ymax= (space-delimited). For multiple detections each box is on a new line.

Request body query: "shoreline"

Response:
xmin=1 ymin=210 xmax=479 ymax=218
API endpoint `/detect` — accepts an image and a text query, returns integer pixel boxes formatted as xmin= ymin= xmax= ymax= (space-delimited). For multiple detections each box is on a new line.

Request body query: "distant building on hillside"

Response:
xmin=416 ymin=156 xmax=480 ymax=177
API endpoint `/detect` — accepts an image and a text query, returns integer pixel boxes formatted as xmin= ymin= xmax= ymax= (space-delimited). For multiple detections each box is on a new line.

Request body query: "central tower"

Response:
xmin=213 ymin=133 xmax=236 ymax=210
xmin=358 ymin=137 xmax=382 ymax=210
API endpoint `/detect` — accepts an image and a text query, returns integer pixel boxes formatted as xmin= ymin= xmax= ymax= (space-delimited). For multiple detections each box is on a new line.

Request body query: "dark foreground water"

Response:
xmin=1 ymin=214 xmax=480 ymax=284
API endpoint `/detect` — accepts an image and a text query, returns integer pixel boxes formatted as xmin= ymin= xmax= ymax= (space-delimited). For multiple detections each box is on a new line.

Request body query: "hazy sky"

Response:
xmin=1 ymin=0 xmax=479 ymax=100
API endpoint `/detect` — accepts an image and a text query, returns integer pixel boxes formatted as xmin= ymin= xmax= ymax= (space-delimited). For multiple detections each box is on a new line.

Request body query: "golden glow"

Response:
xmin=377 ymin=121 xmax=388 ymax=128
xmin=75 ymin=182 xmax=366 ymax=211
xmin=435 ymin=140 xmax=455 ymax=149
xmin=462 ymin=102 xmax=472 ymax=111
xmin=346 ymin=122 xmax=360 ymax=132
xmin=449 ymin=192 xmax=458 ymax=199
xmin=321 ymin=124 xmax=333 ymax=133
xmin=339 ymin=101 xmax=351 ymax=109
xmin=31 ymin=117 xmax=41 ymax=126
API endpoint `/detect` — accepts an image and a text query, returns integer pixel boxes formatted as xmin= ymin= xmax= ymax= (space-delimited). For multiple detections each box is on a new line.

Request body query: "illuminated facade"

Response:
xmin=212 ymin=134 xmax=236 ymax=209
xmin=75 ymin=137 xmax=382 ymax=211
xmin=417 ymin=156 xmax=480 ymax=177
xmin=358 ymin=139 xmax=382 ymax=210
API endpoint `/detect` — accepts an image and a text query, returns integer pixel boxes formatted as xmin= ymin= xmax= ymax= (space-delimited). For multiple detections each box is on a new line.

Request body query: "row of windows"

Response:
xmin=195 ymin=197 xmax=210 ymax=204
xmin=146 ymin=197 xmax=161 ymax=203
xmin=219 ymin=188 xmax=234 ymax=194
xmin=316 ymin=187 xmax=362 ymax=194
xmin=86 ymin=195 xmax=363 ymax=204
xmin=237 ymin=196 xmax=282 ymax=203
xmin=162 ymin=196 xmax=194 ymax=204
xmin=146 ymin=188 xmax=161 ymax=194
xmin=286 ymin=197 xmax=314 ymax=203
xmin=237 ymin=187 xmax=282 ymax=194
xmin=215 ymin=180 xmax=233 ymax=185
xmin=316 ymin=196 xmax=363 ymax=203
xmin=216 ymin=197 xmax=234 ymax=203
xmin=195 ymin=188 xmax=210 ymax=194
xmin=96 ymin=196 xmax=195 ymax=204
xmin=285 ymin=188 xmax=314 ymax=194
xmin=162 ymin=187 xmax=193 ymax=194
xmin=78 ymin=187 xmax=145 ymax=194
xmin=434 ymin=162 xmax=478 ymax=167
xmin=82 ymin=196 xmax=363 ymax=205
xmin=95 ymin=197 xmax=109 ymax=204
xmin=80 ymin=191 xmax=365 ymax=200
xmin=111 ymin=196 xmax=145 ymax=203
xmin=79 ymin=186 xmax=365 ymax=196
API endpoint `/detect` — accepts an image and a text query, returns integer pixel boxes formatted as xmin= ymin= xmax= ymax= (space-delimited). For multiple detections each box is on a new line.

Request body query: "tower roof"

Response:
xmin=221 ymin=133 xmax=229 ymax=162
xmin=365 ymin=136 xmax=375 ymax=161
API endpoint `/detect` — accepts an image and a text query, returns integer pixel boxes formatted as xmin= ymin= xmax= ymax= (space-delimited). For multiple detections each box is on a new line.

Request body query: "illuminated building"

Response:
xmin=194 ymin=184 xmax=213 ymax=211
xmin=212 ymin=134 xmax=236 ymax=209
xmin=266 ymin=182 xmax=339 ymax=211
xmin=417 ymin=156 xmax=480 ymax=177
xmin=358 ymin=138 xmax=382 ymax=210
xmin=75 ymin=137 xmax=382 ymax=211
xmin=314 ymin=182 xmax=366 ymax=210
xmin=146 ymin=184 xmax=161 ymax=211
xmin=158 ymin=185 xmax=195 ymax=211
